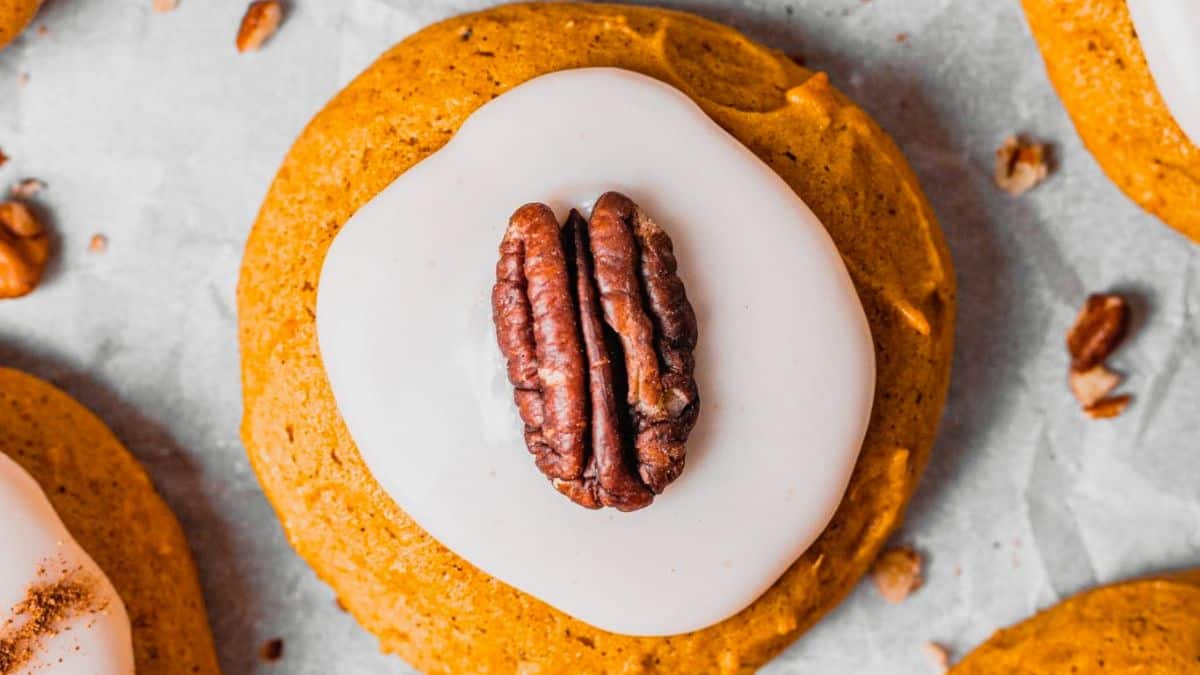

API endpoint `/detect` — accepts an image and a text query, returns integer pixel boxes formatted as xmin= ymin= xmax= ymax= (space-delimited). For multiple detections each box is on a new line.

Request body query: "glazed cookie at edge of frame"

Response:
xmin=1022 ymin=0 xmax=1200 ymax=243
xmin=0 ymin=366 xmax=222 ymax=674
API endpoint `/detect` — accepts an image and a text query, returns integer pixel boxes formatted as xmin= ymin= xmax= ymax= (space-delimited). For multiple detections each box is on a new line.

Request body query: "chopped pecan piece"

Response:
xmin=1066 ymin=293 xmax=1134 ymax=418
xmin=1084 ymin=394 xmax=1131 ymax=420
xmin=0 ymin=201 xmax=50 ymax=299
xmin=994 ymin=135 xmax=1048 ymax=196
xmin=492 ymin=193 xmax=698 ymax=511
xmin=1066 ymin=294 xmax=1129 ymax=371
xmin=1068 ymin=364 xmax=1120 ymax=408
xmin=237 ymin=1 xmax=282 ymax=53
xmin=872 ymin=546 xmax=923 ymax=603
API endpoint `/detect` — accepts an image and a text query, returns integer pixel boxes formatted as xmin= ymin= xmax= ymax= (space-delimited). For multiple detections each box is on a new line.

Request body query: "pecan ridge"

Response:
xmin=491 ymin=192 xmax=699 ymax=511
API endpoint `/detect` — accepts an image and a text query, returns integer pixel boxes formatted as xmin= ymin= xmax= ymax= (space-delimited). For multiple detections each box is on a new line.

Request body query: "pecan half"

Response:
xmin=0 ymin=201 xmax=50 ymax=299
xmin=492 ymin=193 xmax=698 ymax=511
xmin=1066 ymin=294 xmax=1129 ymax=371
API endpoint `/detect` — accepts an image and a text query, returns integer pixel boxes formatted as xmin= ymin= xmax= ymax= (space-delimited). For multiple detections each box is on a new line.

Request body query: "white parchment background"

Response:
xmin=0 ymin=1 xmax=1197 ymax=673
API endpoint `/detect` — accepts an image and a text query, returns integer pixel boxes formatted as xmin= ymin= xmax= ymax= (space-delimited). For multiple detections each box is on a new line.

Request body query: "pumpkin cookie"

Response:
xmin=953 ymin=570 xmax=1200 ymax=673
xmin=239 ymin=3 xmax=954 ymax=672
xmin=0 ymin=0 xmax=41 ymax=50
xmin=1022 ymin=0 xmax=1200 ymax=242
xmin=0 ymin=367 xmax=221 ymax=674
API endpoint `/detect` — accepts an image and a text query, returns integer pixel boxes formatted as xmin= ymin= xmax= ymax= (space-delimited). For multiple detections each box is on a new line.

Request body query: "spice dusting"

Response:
xmin=0 ymin=567 xmax=103 ymax=674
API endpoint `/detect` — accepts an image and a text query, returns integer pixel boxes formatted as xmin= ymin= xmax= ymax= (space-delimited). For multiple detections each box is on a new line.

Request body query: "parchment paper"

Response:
xmin=0 ymin=1 xmax=1197 ymax=673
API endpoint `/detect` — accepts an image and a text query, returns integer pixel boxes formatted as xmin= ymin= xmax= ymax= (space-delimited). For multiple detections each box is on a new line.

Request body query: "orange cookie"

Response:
xmin=953 ymin=570 xmax=1200 ymax=673
xmin=1022 ymin=0 xmax=1200 ymax=242
xmin=238 ymin=3 xmax=954 ymax=672
xmin=0 ymin=0 xmax=41 ymax=50
xmin=0 ymin=367 xmax=221 ymax=674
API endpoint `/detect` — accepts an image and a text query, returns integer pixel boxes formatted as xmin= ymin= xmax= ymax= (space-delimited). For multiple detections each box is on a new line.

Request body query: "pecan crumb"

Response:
xmin=258 ymin=637 xmax=284 ymax=662
xmin=896 ymin=32 xmax=909 ymax=43
xmin=152 ymin=0 xmax=179 ymax=12
xmin=1066 ymin=294 xmax=1133 ymax=418
xmin=1084 ymin=394 xmax=1132 ymax=419
xmin=88 ymin=234 xmax=108 ymax=253
xmin=872 ymin=546 xmax=923 ymax=603
xmin=0 ymin=149 xmax=7 ymax=167
xmin=1067 ymin=294 xmax=1129 ymax=371
xmin=10 ymin=179 xmax=46 ymax=199
xmin=237 ymin=1 xmax=283 ymax=53
xmin=922 ymin=642 xmax=950 ymax=673
xmin=994 ymin=135 xmax=1049 ymax=195
xmin=0 ymin=201 xmax=50 ymax=299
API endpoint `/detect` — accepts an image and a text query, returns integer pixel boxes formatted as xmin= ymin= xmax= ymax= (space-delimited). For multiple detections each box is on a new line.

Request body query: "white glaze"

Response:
xmin=1127 ymin=0 xmax=1200 ymax=145
xmin=0 ymin=453 xmax=133 ymax=675
xmin=318 ymin=68 xmax=875 ymax=636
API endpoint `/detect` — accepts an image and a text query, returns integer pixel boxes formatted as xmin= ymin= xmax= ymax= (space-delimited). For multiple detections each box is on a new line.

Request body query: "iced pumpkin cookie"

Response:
xmin=0 ymin=0 xmax=41 ymax=50
xmin=953 ymin=570 xmax=1200 ymax=673
xmin=239 ymin=3 xmax=954 ymax=672
xmin=0 ymin=367 xmax=221 ymax=674
xmin=1022 ymin=0 xmax=1200 ymax=242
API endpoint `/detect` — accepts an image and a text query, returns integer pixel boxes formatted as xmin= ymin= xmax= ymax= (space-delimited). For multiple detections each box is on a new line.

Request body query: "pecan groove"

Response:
xmin=492 ymin=193 xmax=698 ymax=511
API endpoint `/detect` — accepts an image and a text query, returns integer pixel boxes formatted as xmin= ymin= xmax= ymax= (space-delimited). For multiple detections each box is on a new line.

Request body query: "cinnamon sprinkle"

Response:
xmin=0 ymin=567 xmax=104 ymax=674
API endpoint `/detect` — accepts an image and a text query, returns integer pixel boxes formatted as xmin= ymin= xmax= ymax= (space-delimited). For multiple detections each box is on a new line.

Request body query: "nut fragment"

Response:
xmin=492 ymin=193 xmax=698 ymax=511
xmin=10 ymin=178 xmax=46 ymax=199
xmin=994 ymin=135 xmax=1048 ymax=195
xmin=258 ymin=637 xmax=283 ymax=662
xmin=872 ymin=546 xmax=923 ymax=603
xmin=1068 ymin=364 xmax=1121 ymax=408
xmin=1084 ymin=394 xmax=1131 ymax=420
xmin=1066 ymin=294 xmax=1129 ymax=371
xmin=922 ymin=642 xmax=950 ymax=673
xmin=0 ymin=201 xmax=50 ymax=299
xmin=236 ymin=1 xmax=282 ymax=53
xmin=1066 ymin=293 xmax=1133 ymax=419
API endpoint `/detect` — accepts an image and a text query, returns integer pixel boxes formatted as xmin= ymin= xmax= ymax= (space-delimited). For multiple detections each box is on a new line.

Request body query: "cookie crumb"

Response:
xmin=88 ymin=234 xmax=108 ymax=253
xmin=258 ymin=637 xmax=284 ymax=662
xmin=237 ymin=1 xmax=283 ymax=53
xmin=922 ymin=642 xmax=950 ymax=672
xmin=10 ymin=179 xmax=46 ymax=199
xmin=17 ymin=73 xmax=29 ymax=86
xmin=152 ymin=0 xmax=179 ymax=12
xmin=896 ymin=32 xmax=909 ymax=43
xmin=872 ymin=546 xmax=923 ymax=603
xmin=0 ymin=149 xmax=7 ymax=167
xmin=36 ymin=25 xmax=48 ymax=37
xmin=994 ymin=135 xmax=1049 ymax=195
